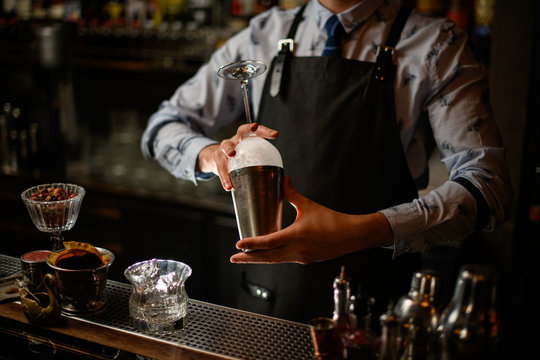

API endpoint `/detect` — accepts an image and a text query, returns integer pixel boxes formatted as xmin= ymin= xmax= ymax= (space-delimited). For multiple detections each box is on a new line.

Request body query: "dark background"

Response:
xmin=1 ymin=0 xmax=539 ymax=358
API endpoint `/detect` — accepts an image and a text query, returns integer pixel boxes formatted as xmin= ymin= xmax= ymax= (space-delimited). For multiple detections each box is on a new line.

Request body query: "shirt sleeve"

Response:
xmin=140 ymin=28 xmax=251 ymax=184
xmin=381 ymin=18 xmax=513 ymax=257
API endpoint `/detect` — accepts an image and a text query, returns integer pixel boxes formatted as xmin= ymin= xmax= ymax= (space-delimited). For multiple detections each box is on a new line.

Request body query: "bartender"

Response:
xmin=141 ymin=0 xmax=512 ymax=322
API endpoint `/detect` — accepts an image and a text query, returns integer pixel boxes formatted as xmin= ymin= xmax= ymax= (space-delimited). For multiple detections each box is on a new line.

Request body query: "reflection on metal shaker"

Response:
xmin=438 ymin=264 xmax=500 ymax=360
xmin=395 ymin=270 xmax=441 ymax=360
xmin=230 ymin=165 xmax=283 ymax=239
xmin=228 ymin=135 xmax=284 ymax=240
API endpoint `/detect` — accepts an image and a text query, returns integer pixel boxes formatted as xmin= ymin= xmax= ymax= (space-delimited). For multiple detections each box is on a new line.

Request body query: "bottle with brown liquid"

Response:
xmin=339 ymin=279 xmax=378 ymax=359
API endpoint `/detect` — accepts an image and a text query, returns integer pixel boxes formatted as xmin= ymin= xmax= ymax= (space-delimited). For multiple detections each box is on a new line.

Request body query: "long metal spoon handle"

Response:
xmin=240 ymin=79 xmax=252 ymax=124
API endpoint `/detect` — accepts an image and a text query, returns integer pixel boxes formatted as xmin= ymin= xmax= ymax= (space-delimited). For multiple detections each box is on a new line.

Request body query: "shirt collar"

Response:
xmin=311 ymin=0 xmax=385 ymax=34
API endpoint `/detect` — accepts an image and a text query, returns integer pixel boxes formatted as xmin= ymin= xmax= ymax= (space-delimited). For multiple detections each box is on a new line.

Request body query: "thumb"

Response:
xmin=283 ymin=176 xmax=306 ymax=210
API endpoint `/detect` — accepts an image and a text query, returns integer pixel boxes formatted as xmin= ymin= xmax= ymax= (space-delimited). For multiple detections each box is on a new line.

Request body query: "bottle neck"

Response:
xmin=333 ymin=283 xmax=351 ymax=330
xmin=379 ymin=321 xmax=399 ymax=360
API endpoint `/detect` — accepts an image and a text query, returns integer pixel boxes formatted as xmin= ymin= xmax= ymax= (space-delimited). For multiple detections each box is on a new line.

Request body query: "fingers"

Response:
xmin=220 ymin=123 xmax=259 ymax=157
xmin=219 ymin=138 xmax=237 ymax=158
xmin=237 ymin=123 xmax=279 ymax=140
xmin=235 ymin=234 xmax=276 ymax=252
xmin=217 ymin=126 xmax=254 ymax=190
xmin=216 ymin=158 xmax=232 ymax=191
xmin=217 ymin=123 xmax=279 ymax=191
xmin=282 ymin=176 xmax=307 ymax=215
xmin=283 ymin=175 xmax=296 ymax=198
xmin=230 ymin=247 xmax=292 ymax=264
xmin=236 ymin=123 xmax=258 ymax=139
xmin=254 ymin=124 xmax=279 ymax=139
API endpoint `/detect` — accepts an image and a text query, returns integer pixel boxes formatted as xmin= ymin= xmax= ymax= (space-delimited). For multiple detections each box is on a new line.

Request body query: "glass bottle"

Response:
xmin=438 ymin=264 xmax=500 ymax=360
xmin=394 ymin=270 xmax=441 ymax=360
xmin=341 ymin=283 xmax=378 ymax=360
xmin=378 ymin=303 xmax=399 ymax=360
xmin=333 ymin=266 xmax=352 ymax=333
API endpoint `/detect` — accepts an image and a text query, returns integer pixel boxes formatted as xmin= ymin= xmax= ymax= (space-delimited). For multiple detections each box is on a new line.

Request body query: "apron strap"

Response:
xmin=385 ymin=5 xmax=413 ymax=48
xmin=364 ymin=5 xmax=413 ymax=98
xmin=286 ymin=4 xmax=307 ymax=39
xmin=270 ymin=5 xmax=307 ymax=98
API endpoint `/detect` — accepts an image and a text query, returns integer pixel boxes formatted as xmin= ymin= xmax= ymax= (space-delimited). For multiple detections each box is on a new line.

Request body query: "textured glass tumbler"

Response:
xmin=124 ymin=259 xmax=192 ymax=334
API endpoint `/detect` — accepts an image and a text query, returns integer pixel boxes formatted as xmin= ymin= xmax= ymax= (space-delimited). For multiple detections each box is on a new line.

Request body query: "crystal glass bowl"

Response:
xmin=21 ymin=183 xmax=85 ymax=251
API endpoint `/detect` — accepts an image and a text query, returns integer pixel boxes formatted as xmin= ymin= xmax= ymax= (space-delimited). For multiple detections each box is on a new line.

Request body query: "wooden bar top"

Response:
xmin=0 ymin=301 xmax=231 ymax=360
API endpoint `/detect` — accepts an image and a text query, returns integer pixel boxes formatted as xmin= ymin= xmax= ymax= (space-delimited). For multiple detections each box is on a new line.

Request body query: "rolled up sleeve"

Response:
xmin=382 ymin=17 xmax=513 ymax=257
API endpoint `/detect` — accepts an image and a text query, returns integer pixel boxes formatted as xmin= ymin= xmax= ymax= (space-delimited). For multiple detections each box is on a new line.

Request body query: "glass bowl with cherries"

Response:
xmin=21 ymin=183 xmax=85 ymax=252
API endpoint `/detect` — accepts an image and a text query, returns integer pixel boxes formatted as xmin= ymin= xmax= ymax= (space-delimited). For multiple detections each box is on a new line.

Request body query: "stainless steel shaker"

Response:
xmin=394 ymin=269 xmax=441 ymax=360
xmin=228 ymin=135 xmax=284 ymax=239
xmin=438 ymin=264 xmax=500 ymax=360
xmin=20 ymin=250 xmax=53 ymax=293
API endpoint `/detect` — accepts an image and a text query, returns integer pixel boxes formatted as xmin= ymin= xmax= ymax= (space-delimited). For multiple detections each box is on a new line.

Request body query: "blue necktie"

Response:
xmin=322 ymin=15 xmax=343 ymax=57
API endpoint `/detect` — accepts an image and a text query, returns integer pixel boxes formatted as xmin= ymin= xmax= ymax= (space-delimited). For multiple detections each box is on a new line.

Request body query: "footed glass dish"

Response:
xmin=21 ymin=183 xmax=85 ymax=251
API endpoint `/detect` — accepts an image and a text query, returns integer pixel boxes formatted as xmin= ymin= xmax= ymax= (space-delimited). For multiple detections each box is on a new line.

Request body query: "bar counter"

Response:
xmin=0 ymin=254 xmax=315 ymax=360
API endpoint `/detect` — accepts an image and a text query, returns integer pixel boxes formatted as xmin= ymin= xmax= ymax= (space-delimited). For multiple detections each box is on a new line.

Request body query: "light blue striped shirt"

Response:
xmin=141 ymin=0 xmax=512 ymax=257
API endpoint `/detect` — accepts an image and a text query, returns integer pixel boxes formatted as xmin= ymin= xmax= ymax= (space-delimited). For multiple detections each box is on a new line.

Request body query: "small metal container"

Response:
xmin=20 ymin=250 xmax=52 ymax=293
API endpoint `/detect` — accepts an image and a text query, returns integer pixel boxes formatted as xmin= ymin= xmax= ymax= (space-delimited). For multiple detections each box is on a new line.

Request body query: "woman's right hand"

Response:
xmin=197 ymin=123 xmax=278 ymax=191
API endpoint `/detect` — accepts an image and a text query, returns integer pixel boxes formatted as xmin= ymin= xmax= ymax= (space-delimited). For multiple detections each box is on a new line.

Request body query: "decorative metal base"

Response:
xmin=60 ymin=298 xmax=107 ymax=316
xmin=130 ymin=316 xmax=188 ymax=334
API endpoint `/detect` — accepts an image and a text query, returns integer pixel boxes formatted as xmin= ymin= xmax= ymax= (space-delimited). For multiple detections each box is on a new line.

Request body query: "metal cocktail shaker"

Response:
xmin=438 ymin=264 xmax=500 ymax=360
xmin=395 ymin=270 xmax=441 ymax=360
xmin=228 ymin=135 xmax=284 ymax=239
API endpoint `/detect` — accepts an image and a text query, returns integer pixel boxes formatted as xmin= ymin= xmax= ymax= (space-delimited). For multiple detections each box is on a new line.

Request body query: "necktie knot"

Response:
xmin=322 ymin=15 xmax=343 ymax=57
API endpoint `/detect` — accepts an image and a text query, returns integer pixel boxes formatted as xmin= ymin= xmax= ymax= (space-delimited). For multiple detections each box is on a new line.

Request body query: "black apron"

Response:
xmin=237 ymin=5 xmax=421 ymax=323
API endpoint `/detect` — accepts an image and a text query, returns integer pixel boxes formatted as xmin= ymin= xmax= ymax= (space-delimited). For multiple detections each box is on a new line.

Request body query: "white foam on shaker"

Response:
xmin=228 ymin=135 xmax=283 ymax=173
